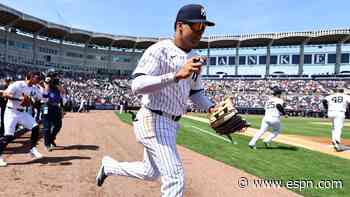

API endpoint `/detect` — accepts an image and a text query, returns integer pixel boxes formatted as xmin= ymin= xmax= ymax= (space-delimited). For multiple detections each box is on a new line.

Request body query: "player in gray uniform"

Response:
xmin=0 ymin=72 xmax=43 ymax=167
xmin=322 ymin=88 xmax=350 ymax=152
xmin=248 ymin=87 xmax=287 ymax=149
xmin=96 ymin=4 xmax=216 ymax=197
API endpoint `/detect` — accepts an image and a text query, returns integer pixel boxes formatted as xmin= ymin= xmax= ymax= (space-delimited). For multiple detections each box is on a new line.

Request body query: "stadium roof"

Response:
xmin=1 ymin=3 xmax=350 ymax=49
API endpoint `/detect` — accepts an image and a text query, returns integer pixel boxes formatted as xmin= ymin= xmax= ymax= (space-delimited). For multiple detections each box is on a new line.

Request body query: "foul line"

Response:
xmin=185 ymin=115 xmax=350 ymax=160
xmin=191 ymin=126 xmax=232 ymax=143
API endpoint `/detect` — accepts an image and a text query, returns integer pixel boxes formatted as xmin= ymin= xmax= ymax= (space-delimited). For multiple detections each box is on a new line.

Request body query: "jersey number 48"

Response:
xmin=331 ymin=96 xmax=343 ymax=103
xmin=266 ymin=101 xmax=275 ymax=109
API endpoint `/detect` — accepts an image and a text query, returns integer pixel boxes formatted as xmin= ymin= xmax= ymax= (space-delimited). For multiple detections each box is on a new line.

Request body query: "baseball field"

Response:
xmin=118 ymin=112 xmax=350 ymax=197
xmin=194 ymin=113 xmax=350 ymax=139
xmin=1 ymin=111 xmax=349 ymax=197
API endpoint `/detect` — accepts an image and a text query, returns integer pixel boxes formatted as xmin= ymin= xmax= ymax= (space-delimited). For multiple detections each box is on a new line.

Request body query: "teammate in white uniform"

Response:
xmin=0 ymin=72 xmax=44 ymax=167
xmin=96 ymin=4 xmax=216 ymax=196
xmin=78 ymin=97 xmax=87 ymax=112
xmin=119 ymin=99 xmax=124 ymax=114
xmin=322 ymin=88 xmax=350 ymax=152
xmin=28 ymin=83 xmax=44 ymax=121
xmin=248 ymin=88 xmax=287 ymax=149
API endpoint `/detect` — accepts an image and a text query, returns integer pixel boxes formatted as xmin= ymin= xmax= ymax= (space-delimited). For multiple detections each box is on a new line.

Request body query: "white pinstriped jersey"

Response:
xmin=4 ymin=81 xmax=42 ymax=109
xmin=133 ymin=39 xmax=203 ymax=116
xmin=264 ymin=96 xmax=284 ymax=118
xmin=325 ymin=93 xmax=350 ymax=113
xmin=32 ymin=85 xmax=44 ymax=102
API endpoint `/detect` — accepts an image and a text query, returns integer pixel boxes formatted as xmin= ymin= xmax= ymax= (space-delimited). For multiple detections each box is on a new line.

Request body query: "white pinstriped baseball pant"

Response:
xmin=102 ymin=108 xmax=185 ymax=197
xmin=328 ymin=111 xmax=345 ymax=143
xmin=249 ymin=116 xmax=281 ymax=146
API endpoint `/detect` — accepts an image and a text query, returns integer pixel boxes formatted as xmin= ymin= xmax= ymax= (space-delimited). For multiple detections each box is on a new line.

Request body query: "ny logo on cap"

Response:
xmin=201 ymin=8 xmax=206 ymax=17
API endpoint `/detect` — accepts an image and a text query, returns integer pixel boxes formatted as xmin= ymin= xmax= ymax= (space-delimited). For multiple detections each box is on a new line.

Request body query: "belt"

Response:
xmin=146 ymin=108 xmax=181 ymax=122
xmin=7 ymin=106 xmax=25 ymax=112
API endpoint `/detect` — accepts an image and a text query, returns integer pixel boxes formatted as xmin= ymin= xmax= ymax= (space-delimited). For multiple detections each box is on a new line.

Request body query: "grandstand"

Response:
xmin=0 ymin=3 xmax=350 ymax=77
xmin=1 ymin=3 xmax=350 ymax=117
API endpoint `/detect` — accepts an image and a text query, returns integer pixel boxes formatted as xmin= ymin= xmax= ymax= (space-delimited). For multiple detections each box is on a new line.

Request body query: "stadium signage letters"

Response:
xmin=208 ymin=52 xmax=349 ymax=65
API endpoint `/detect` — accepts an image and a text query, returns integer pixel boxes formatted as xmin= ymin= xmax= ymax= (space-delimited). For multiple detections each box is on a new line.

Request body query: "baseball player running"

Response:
xmin=96 ymin=4 xmax=216 ymax=196
xmin=322 ymin=88 xmax=350 ymax=152
xmin=0 ymin=71 xmax=43 ymax=167
xmin=248 ymin=87 xmax=287 ymax=149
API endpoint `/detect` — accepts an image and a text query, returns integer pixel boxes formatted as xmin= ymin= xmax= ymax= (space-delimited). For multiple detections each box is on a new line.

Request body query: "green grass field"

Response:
xmin=116 ymin=112 xmax=350 ymax=197
xmin=192 ymin=113 xmax=350 ymax=139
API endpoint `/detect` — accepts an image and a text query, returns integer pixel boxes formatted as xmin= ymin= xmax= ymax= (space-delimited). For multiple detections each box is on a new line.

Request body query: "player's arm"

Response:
xmin=346 ymin=95 xmax=350 ymax=111
xmin=131 ymin=73 xmax=177 ymax=94
xmin=132 ymin=48 xmax=203 ymax=94
xmin=189 ymin=89 xmax=214 ymax=112
xmin=276 ymin=103 xmax=286 ymax=116
xmin=2 ymin=83 xmax=18 ymax=100
xmin=322 ymin=99 xmax=328 ymax=111
xmin=131 ymin=47 xmax=177 ymax=94
xmin=189 ymin=73 xmax=214 ymax=112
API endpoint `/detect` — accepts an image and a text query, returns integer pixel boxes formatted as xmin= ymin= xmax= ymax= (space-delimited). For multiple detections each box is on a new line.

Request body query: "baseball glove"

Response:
xmin=208 ymin=97 xmax=250 ymax=143
xmin=20 ymin=94 xmax=32 ymax=107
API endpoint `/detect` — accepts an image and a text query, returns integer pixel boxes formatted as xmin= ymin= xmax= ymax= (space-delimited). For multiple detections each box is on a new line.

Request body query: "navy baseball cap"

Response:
xmin=176 ymin=4 xmax=215 ymax=26
xmin=272 ymin=87 xmax=283 ymax=96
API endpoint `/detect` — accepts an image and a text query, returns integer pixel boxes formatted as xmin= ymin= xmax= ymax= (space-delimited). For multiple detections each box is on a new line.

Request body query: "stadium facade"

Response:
xmin=0 ymin=3 xmax=350 ymax=77
xmin=0 ymin=29 xmax=141 ymax=76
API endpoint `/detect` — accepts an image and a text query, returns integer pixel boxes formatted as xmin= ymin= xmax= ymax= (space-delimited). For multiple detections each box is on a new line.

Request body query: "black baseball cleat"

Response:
xmin=96 ymin=165 xmax=107 ymax=187
xmin=332 ymin=141 xmax=348 ymax=152
xmin=263 ymin=142 xmax=271 ymax=148
xmin=45 ymin=146 xmax=53 ymax=152
xmin=51 ymin=141 xmax=57 ymax=147
xmin=248 ymin=144 xmax=256 ymax=150
xmin=334 ymin=144 xmax=350 ymax=152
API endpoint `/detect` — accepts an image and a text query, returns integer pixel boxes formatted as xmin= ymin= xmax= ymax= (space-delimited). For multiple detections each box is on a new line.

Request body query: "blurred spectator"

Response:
xmin=2 ymin=63 xmax=350 ymax=118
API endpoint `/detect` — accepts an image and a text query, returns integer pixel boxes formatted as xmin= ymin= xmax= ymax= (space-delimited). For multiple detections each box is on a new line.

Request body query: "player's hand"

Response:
xmin=175 ymin=57 xmax=205 ymax=80
xmin=19 ymin=93 xmax=26 ymax=101
xmin=44 ymin=82 xmax=50 ymax=90
xmin=208 ymin=105 xmax=218 ymax=114
xmin=19 ymin=94 xmax=32 ymax=107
